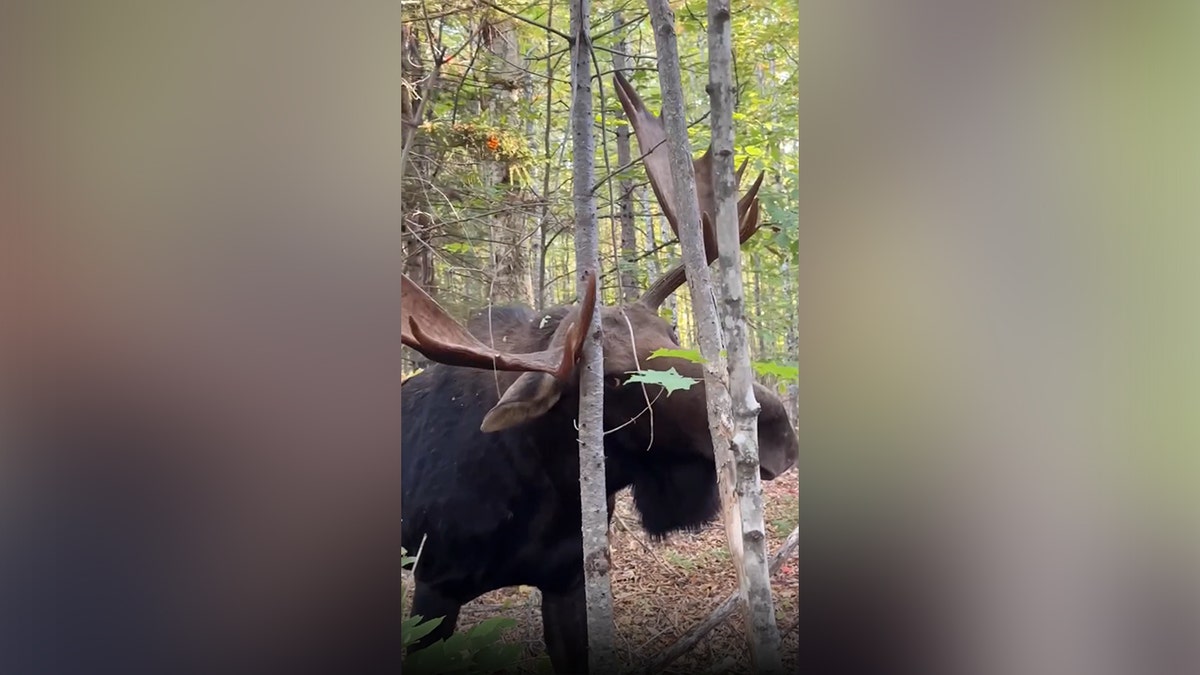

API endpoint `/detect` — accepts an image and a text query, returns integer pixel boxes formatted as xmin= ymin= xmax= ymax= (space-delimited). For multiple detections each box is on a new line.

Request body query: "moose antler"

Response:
xmin=612 ymin=71 xmax=766 ymax=309
xmin=402 ymin=271 xmax=597 ymax=381
xmin=639 ymin=191 xmax=763 ymax=310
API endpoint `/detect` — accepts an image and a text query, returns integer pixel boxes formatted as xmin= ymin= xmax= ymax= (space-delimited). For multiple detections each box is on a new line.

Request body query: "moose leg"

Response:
xmin=540 ymin=584 xmax=589 ymax=674
xmin=407 ymin=582 xmax=461 ymax=653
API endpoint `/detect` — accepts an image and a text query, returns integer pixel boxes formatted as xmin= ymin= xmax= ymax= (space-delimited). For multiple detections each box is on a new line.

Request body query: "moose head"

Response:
xmin=401 ymin=72 xmax=796 ymax=481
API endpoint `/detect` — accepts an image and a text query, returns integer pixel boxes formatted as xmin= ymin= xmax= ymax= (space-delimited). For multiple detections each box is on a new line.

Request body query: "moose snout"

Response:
xmin=757 ymin=420 xmax=799 ymax=481
xmin=759 ymin=449 xmax=797 ymax=481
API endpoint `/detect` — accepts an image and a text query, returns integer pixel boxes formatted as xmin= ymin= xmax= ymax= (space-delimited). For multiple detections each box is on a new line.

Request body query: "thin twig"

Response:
xmin=477 ymin=0 xmax=572 ymax=42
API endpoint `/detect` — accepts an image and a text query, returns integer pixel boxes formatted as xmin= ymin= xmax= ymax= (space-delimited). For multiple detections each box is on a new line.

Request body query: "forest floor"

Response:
xmin=402 ymin=468 xmax=800 ymax=674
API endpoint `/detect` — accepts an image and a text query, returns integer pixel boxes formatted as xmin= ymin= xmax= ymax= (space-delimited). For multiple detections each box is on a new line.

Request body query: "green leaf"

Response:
xmin=443 ymin=242 xmax=471 ymax=254
xmin=466 ymin=617 xmax=516 ymax=643
xmin=401 ymin=615 xmax=444 ymax=648
xmin=625 ymin=367 xmax=699 ymax=395
xmin=404 ymin=641 xmax=449 ymax=674
xmin=473 ymin=643 xmax=523 ymax=672
xmin=647 ymin=347 xmax=706 ymax=364
xmin=752 ymin=361 xmax=799 ymax=381
xmin=441 ymin=631 xmax=470 ymax=657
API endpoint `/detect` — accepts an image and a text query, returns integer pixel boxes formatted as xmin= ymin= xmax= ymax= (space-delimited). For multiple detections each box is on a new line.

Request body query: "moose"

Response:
xmin=400 ymin=72 xmax=800 ymax=673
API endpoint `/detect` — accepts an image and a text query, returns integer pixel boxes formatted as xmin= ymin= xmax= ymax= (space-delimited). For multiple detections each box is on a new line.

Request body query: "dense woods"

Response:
xmin=399 ymin=0 xmax=799 ymax=412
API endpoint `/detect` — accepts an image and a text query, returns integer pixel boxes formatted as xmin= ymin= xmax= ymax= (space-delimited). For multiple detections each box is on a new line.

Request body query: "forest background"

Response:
xmin=399 ymin=0 xmax=800 ymax=412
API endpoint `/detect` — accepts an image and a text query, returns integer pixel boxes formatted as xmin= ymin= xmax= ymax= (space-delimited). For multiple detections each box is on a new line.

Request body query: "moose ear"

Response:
xmin=480 ymin=372 xmax=563 ymax=432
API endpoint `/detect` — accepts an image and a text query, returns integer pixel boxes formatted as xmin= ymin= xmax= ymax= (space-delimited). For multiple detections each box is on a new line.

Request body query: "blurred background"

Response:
xmin=0 ymin=4 xmax=406 ymax=673
xmin=796 ymin=1 xmax=1200 ymax=673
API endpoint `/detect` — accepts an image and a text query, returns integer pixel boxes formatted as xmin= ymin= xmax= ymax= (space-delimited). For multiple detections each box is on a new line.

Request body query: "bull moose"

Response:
xmin=400 ymin=73 xmax=799 ymax=673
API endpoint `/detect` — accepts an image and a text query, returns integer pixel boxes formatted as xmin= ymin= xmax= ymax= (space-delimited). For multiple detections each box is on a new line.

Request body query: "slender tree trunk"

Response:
xmin=485 ymin=17 xmax=533 ymax=305
xmin=753 ymin=253 xmax=767 ymax=357
xmin=781 ymin=260 xmax=799 ymax=424
xmin=401 ymin=21 xmax=436 ymax=372
xmin=643 ymin=0 xmax=724 ymax=437
xmin=646 ymin=0 xmax=735 ymax=571
xmin=535 ymin=0 xmax=557 ymax=310
xmin=641 ymin=192 xmax=678 ymax=325
xmin=707 ymin=0 xmax=782 ymax=668
xmin=570 ymin=0 xmax=616 ymax=671
xmin=645 ymin=0 xmax=782 ymax=670
xmin=662 ymin=221 xmax=679 ymax=327
xmin=613 ymin=12 xmax=639 ymax=302
xmin=523 ymin=68 xmax=543 ymax=306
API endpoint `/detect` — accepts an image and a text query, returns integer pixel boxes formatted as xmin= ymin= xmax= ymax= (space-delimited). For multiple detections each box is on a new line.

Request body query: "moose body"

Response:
xmin=401 ymin=302 xmax=798 ymax=672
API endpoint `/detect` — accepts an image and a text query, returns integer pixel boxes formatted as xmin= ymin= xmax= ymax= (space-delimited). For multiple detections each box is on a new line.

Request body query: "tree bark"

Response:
xmin=484 ymin=17 xmax=534 ymax=306
xmin=401 ymin=21 xmax=437 ymax=372
xmin=570 ymin=0 xmax=617 ymax=671
xmin=781 ymin=260 xmax=799 ymax=424
xmin=641 ymin=191 xmax=677 ymax=326
xmin=707 ymin=0 xmax=783 ymax=669
xmin=612 ymin=11 xmax=640 ymax=302
xmin=534 ymin=0 xmax=557 ymax=310
xmin=645 ymin=0 xmax=783 ymax=670
xmin=752 ymin=253 xmax=766 ymax=357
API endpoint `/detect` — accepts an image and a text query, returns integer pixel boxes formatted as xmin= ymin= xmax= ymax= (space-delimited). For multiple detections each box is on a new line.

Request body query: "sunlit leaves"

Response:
xmin=752 ymin=361 xmax=798 ymax=381
xmin=401 ymin=0 xmax=798 ymax=382
xmin=648 ymin=347 xmax=705 ymax=363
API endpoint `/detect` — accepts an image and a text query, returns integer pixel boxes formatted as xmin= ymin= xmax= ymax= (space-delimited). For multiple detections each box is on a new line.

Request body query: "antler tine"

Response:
xmin=638 ymin=182 xmax=765 ymax=310
xmin=551 ymin=271 xmax=598 ymax=380
xmin=613 ymin=71 xmax=684 ymax=239
xmin=614 ymin=72 xmax=755 ymax=256
xmin=613 ymin=71 xmax=770 ymax=310
xmin=403 ymin=271 xmax=598 ymax=381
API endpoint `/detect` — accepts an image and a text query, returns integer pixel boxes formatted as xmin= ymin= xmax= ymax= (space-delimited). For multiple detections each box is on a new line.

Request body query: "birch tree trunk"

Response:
xmin=612 ymin=11 xmax=639 ymax=302
xmin=706 ymin=0 xmax=783 ymax=669
xmin=570 ymin=0 xmax=617 ymax=670
xmin=643 ymin=0 xmax=731 ymax=484
xmin=641 ymin=192 xmax=676 ymax=326
xmin=535 ymin=0 xmax=556 ymax=309
xmin=645 ymin=0 xmax=783 ymax=670
xmin=523 ymin=68 xmax=544 ymax=306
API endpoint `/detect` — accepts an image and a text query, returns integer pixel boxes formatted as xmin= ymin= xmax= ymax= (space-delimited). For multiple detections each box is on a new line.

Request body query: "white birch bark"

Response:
xmin=644 ymin=0 xmax=783 ymax=670
xmin=570 ymin=0 xmax=617 ymax=670
xmin=612 ymin=11 xmax=639 ymax=302
xmin=706 ymin=0 xmax=783 ymax=669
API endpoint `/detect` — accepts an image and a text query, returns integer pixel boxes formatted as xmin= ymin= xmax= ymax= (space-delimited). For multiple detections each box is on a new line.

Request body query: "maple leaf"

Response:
xmin=624 ymin=367 xmax=699 ymax=395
